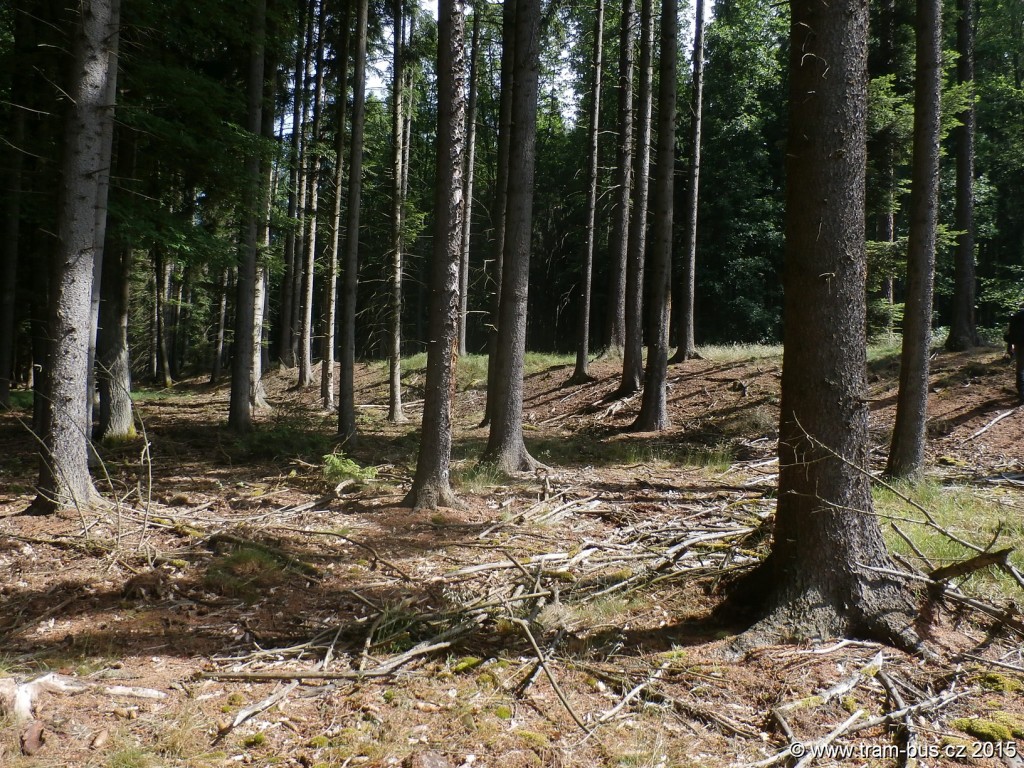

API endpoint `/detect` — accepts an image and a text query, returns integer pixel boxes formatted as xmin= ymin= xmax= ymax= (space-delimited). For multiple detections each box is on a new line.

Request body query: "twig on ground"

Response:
xmin=509 ymin=618 xmax=591 ymax=734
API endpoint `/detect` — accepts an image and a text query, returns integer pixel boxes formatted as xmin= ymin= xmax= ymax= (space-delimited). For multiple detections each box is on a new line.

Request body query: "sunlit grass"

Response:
xmin=876 ymin=479 xmax=1024 ymax=599
xmin=696 ymin=343 xmax=782 ymax=363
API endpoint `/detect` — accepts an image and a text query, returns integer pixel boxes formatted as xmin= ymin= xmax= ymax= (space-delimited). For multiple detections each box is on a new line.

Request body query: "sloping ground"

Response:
xmin=0 ymin=346 xmax=1022 ymax=768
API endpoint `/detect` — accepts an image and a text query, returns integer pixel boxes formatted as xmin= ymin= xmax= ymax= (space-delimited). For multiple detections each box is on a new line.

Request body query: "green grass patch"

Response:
xmin=877 ymin=480 xmax=1024 ymax=599
xmin=204 ymin=546 xmax=288 ymax=602
xmin=5 ymin=390 xmax=33 ymax=410
xmin=453 ymin=460 xmax=506 ymax=493
xmin=696 ymin=344 xmax=782 ymax=363
xmin=236 ymin=421 xmax=336 ymax=462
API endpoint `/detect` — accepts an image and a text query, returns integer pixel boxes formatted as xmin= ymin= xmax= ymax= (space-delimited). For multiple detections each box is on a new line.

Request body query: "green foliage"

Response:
xmin=236 ymin=421 xmax=336 ymax=463
xmin=204 ymin=546 xmax=287 ymax=602
xmin=322 ymin=452 xmax=377 ymax=485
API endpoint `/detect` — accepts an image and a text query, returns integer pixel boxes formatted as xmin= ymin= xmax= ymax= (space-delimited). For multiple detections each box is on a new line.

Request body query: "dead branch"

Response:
xmin=0 ymin=673 xmax=166 ymax=723
xmin=877 ymin=670 xmax=917 ymax=768
xmin=509 ymin=618 xmax=591 ymax=735
xmin=929 ymin=548 xmax=1013 ymax=583
xmin=964 ymin=406 xmax=1020 ymax=442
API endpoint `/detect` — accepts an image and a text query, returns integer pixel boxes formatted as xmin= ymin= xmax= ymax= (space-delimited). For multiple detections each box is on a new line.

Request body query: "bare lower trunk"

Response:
xmin=631 ymin=0 xmax=675 ymax=432
xmin=404 ymin=0 xmax=466 ymax=509
xmin=0 ymin=105 xmax=22 ymax=408
xmin=722 ymin=0 xmax=918 ymax=649
xmin=569 ymin=0 xmax=604 ymax=385
xmin=481 ymin=0 xmax=515 ymax=429
xmin=604 ymin=0 xmax=635 ymax=354
xmin=946 ymin=0 xmax=977 ymax=351
xmin=339 ymin=0 xmax=369 ymax=444
xmin=211 ymin=268 xmax=229 ymax=383
xmin=228 ymin=0 xmax=266 ymax=433
xmin=616 ymin=0 xmax=653 ymax=398
xmin=458 ymin=6 xmax=481 ymax=357
xmin=483 ymin=0 xmax=542 ymax=474
xmin=33 ymin=0 xmax=120 ymax=514
xmin=669 ymin=0 xmax=705 ymax=364
xmin=388 ymin=0 xmax=408 ymax=423
xmin=887 ymin=0 xmax=941 ymax=478
xmin=97 ymin=239 xmax=134 ymax=440
xmin=322 ymin=0 xmax=351 ymax=412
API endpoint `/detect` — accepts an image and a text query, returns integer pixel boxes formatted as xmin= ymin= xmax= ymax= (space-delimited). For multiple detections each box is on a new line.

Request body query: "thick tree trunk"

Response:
xmin=388 ymin=0 xmax=408 ymax=423
xmin=228 ymin=0 xmax=266 ymax=433
xmin=631 ymin=0 xmax=675 ymax=432
xmin=569 ymin=0 xmax=605 ymax=385
xmin=298 ymin=0 xmax=325 ymax=388
xmin=668 ymin=0 xmax=705 ymax=364
xmin=946 ymin=0 xmax=977 ymax=351
xmin=33 ymin=0 xmax=120 ymax=514
xmin=458 ymin=6 xmax=482 ymax=357
xmin=604 ymin=0 xmax=635 ymax=355
xmin=723 ymin=0 xmax=919 ymax=649
xmin=887 ymin=0 xmax=941 ymax=478
xmin=404 ymin=0 xmax=467 ymax=510
xmin=482 ymin=0 xmax=542 ymax=473
xmin=322 ymin=0 xmax=351 ymax=411
xmin=339 ymin=0 xmax=369 ymax=444
xmin=616 ymin=0 xmax=653 ymax=398
xmin=481 ymin=0 xmax=515 ymax=429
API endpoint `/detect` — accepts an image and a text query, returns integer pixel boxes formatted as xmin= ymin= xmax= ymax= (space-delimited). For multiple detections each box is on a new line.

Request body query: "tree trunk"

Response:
xmin=668 ymin=0 xmax=706 ymax=364
xmin=887 ymin=0 xmax=941 ymax=478
xmin=298 ymin=0 xmax=325 ymax=388
xmin=339 ymin=0 xmax=369 ymax=444
xmin=604 ymin=0 xmax=635 ymax=355
xmin=482 ymin=0 xmax=543 ymax=473
xmin=32 ymin=0 xmax=120 ymax=514
xmin=458 ymin=5 xmax=482 ymax=357
xmin=211 ymin=268 xmax=229 ymax=383
xmin=616 ymin=0 xmax=653 ymax=398
xmin=404 ymin=0 xmax=467 ymax=510
xmin=481 ymin=0 xmax=516 ymax=429
xmin=946 ymin=0 xmax=977 ymax=351
xmin=723 ymin=0 xmax=919 ymax=649
xmin=631 ymin=0 xmax=675 ymax=432
xmin=154 ymin=248 xmax=173 ymax=388
xmin=0 ymin=97 xmax=23 ymax=408
xmin=569 ymin=0 xmax=605 ymax=385
xmin=228 ymin=0 xmax=266 ymax=434
xmin=388 ymin=0 xmax=408 ymax=423
xmin=97 ymin=236 xmax=134 ymax=441
xmin=322 ymin=0 xmax=351 ymax=411
xmin=278 ymin=0 xmax=311 ymax=368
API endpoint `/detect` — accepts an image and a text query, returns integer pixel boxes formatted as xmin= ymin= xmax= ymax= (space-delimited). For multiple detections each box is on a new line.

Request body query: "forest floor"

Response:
xmin=1 ymin=342 xmax=1023 ymax=768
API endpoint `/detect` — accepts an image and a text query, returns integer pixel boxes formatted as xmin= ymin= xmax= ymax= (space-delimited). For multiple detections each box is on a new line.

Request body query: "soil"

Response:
xmin=1 ymin=345 xmax=1022 ymax=768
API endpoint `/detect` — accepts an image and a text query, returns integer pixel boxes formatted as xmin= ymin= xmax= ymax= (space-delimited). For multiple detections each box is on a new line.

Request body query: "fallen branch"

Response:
xmin=929 ymin=548 xmax=1013 ymax=583
xmin=965 ymin=406 xmax=1020 ymax=442
xmin=509 ymin=618 xmax=591 ymax=735
xmin=0 ymin=673 xmax=166 ymax=722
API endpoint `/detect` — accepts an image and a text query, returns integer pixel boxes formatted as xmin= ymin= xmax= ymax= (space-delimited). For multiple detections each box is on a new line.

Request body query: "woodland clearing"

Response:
xmin=1 ymin=344 xmax=1023 ymax=768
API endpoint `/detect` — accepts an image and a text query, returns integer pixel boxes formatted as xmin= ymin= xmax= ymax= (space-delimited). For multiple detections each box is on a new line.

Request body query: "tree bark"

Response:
xmin=569 ymin=0 xmax=605 ymax=385
xmin=298 ymin=0 xmax=325 ymax=388
xmin=97 ymin=236 xmax=134 ymax=440
xmin=458 ymin=5 xmax=482 ymax=357
xmin=388 ymin=0 xmax=408 ymax=423
xmin=211 ymin=268 xmax=230 ymax=383
xmin=322 ymin=0 xmax=352 ymax=411
xmin=228 ymin=0 xmax=266 ymax=433
xmin=631 ymin=0 xmax=675 ymax=432
xmin=723 ymin=0 xmax=919 ymax=649
xmin=32 ymin=0 xmax=120 ymax=514
xmin=482 ymin=0 xmax=543 ymax=473
xmin=481 ymin=0 xmax=516 ymax=429
xmin=404 ymin=0 xmax=467 ymax=510
xmin=887 ymin=0 xmax=941 ymax=478
xmin=668 ymin=0 xmax=706 ymax=364
xmin=615 ymin=0 xmax=653 ymax=398
xmin=945 ymin=0 xmax=978 ymax=351
xmin=278 ymin=0 xmax=309 ymax=368
xmin=339 ymin=0 xmax=369 ymax=444
xmin=604 ymin=0 xmax=635 ymax=355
